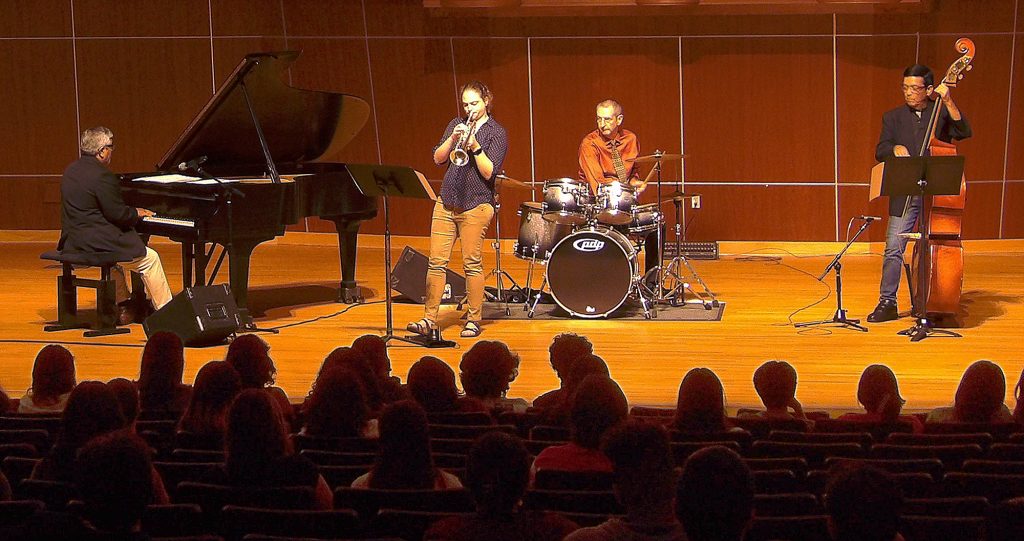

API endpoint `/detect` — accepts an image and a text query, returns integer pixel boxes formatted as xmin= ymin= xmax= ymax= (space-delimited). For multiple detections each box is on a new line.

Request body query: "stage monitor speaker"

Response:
xmin=391 ymin=246 xmax=466 ymax=304
xmin=143 ymin=284 xmax=241 ymax=347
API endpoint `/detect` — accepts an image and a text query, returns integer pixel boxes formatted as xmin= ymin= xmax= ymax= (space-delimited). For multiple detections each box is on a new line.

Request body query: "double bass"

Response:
xmin=905 ymin=38 xmax=975 ymax=339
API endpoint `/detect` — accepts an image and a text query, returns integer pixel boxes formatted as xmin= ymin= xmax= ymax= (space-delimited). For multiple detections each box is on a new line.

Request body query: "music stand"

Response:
xmin=876 ymin=156 xmax=965 ymax=342
xmin=346 ymin=164 xmax=454 ymax=348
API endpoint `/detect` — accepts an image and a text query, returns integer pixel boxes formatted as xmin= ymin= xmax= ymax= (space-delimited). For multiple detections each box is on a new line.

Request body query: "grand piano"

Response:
xmin=123 ymin=51 xmax=384 ymax=328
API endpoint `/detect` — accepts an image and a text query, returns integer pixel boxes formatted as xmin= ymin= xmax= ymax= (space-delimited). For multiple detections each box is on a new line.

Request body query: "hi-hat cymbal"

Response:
xmin=494 ymin=174 xmax=534 ymax=191
xmin=664 ymin=190 xmax=701 ymax=201
xmin=630 ymin=152 xmax=689 ymax=163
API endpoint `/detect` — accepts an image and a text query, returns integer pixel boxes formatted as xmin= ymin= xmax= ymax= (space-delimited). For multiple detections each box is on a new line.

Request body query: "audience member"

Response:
xmin=985 ymin=496 xmax=1024 ymax=541
xmin=674 ymin=367 xmax=739 ymax=434
xmin=137 ymin=331 xmax=191 ymax=414
xmin=460 ymin=340 xmax=529 ymax=414
xmin=351 ymin=400 xmax=462 ymax=489
xmin=425 ymin=432 xmax=578 ymax=541
xmin=533 ymin=375 xmax=628 ymax=475
xmin=676 ymin=446 xmax=753 ymax=541
xmin=352 ymin=334 xmax=408 ymax=404
xmin=204 ymin=388 xmax=332 ymax=508
xmin=0 ymin=385 xmax=10 ymax=414
xmin=31 ymin=381 xmax=126 ymax=483
xmin=318 ymin=346 xmax=385 ymax=412
xmin=225 ymin=334 xmax=295 ymax=428
xmin=742 ymin=360 xmax=811 ymax=425
xmin=107 ymin=377 xmax=140 ymax=432
xmin=926 ymin=360 xmax=1014 ymax=423
xmin=408 ymin=356 xmax=485 ymax=413
xmin=838 ymin=364 xmax=923 ymax=433
xmin=533 ymin=333 xmax=594 ymax=410
xmin=1015 ymin=368 xmax=1024 ymax=425
xmin=19 ymin=344 xmax=76 ymax=413
xmin=567 ymin=421 xmax=685 ymax=540
xmin=540 ymin=353 xmax=611 ymax=426
xmin=825 ymin=464 xmax=904 ymax=541
xmin=302 ymin=366 xmax=377 ymax=438
xmin=0 ymin=470 xmax=9 ymax=501
xmin=177 ymin=361 xmax=242 ymax=438
xmin=3 ymin=432 xmax=157 ymax=540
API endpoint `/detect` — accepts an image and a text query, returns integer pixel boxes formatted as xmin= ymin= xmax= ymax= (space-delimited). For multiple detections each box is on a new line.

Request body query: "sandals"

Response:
xmin=461 ymin=321 xmax=482 ymax=338
xmin=406 ymin=318 xmax=435 ymax=336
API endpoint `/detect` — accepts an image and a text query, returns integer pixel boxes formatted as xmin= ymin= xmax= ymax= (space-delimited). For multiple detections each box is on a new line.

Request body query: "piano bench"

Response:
xmin=39 ymin=250 xmax=135 ymax=337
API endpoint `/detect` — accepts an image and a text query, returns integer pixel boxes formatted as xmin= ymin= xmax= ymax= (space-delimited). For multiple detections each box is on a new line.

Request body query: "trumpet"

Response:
xmin=449 ymin=111 xmax=479 ymax=167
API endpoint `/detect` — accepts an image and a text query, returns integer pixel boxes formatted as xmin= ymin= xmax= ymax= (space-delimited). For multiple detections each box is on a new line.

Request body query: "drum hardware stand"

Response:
xmin=655 ymin=195 xmax=719 ymax=310
xmin=486 ymin=192 xmax=526 ymax=315
xmin=794 ymin=218 xmax=874 ymax=332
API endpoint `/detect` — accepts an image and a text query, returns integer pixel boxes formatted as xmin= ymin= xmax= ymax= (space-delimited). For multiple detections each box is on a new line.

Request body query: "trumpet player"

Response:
xmin=408 ymin=81 xmax=508 ymax=339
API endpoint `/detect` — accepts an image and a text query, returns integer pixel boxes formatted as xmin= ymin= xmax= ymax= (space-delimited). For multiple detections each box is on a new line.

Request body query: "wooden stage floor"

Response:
xmin=1 ymin=232 xmax=1022 ymax=413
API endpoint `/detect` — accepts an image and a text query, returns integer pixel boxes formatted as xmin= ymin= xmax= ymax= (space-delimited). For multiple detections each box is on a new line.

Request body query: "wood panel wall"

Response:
xmin=1 ymin=0 xmax=1020 ymax=241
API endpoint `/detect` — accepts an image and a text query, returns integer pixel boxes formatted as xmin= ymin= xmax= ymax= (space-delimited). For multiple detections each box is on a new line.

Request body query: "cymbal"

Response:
xmin=494 ymin=174 xmax=535 ymax=191
xmin=630 ymin=152 xmax=688 ymax=163
xmin=663 ymin=190 xmax=701 ymax=201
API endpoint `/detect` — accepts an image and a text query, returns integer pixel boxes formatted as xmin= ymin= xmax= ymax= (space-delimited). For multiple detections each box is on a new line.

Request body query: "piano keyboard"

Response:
xmin=142 ymin=215 xmax=195 ymax=228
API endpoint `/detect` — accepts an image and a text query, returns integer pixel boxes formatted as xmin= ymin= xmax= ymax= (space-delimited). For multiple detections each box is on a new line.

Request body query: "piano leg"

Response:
xmin=330 ymin=217 xmax=365 ymax=304
xmin=226 ymin=238 xmax=262 ymax=327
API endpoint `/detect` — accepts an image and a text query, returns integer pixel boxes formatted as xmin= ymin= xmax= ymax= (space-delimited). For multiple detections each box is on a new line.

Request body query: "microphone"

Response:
xmin=177 ymin=156 xmax=208 ymax=172
xmin=857 ymin=215 xmax=883 ymax=222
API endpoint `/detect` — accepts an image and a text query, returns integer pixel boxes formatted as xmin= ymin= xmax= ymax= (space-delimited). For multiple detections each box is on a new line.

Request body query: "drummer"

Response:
xmin=577 ymin=99 xmax=661 ymax=279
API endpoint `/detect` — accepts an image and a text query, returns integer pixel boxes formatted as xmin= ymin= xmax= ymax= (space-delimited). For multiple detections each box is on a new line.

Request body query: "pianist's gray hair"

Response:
xmin=80 ymin=126 xmax=114 ymax=155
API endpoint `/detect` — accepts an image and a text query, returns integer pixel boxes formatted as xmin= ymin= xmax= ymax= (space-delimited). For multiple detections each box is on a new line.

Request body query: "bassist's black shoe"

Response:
xmin=867 ymin=300 xmax=899 ymax=323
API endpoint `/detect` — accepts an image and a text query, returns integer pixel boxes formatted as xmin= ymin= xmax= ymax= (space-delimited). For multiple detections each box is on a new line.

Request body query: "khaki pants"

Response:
xmin=113 ymin=247 xmax=173 ymax=309
xmin=424 ymin=200 xmax=494 ymax=324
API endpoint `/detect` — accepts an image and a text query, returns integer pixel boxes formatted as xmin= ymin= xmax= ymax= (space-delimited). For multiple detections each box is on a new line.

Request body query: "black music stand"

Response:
xmin=347 ymin=164 xmax=454 ymax=348
xmin=878 ymin=156 xmax=965 ymax=342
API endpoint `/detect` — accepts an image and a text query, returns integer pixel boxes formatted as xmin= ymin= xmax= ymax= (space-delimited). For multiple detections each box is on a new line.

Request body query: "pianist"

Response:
xmin=59 ymin=127 xmax=173 ymax=324
xmin=407 ymin=81 xmax=508 ymax=339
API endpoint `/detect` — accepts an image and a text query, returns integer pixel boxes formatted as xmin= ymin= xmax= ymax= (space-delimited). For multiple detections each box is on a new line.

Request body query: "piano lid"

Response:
xmin=156 ymin=51 xmax=370 ymax=174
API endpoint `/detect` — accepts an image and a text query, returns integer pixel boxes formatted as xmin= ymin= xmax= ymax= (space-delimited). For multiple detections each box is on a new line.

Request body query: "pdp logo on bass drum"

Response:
xmin=573 ymin=238 xmax=605 ymax=252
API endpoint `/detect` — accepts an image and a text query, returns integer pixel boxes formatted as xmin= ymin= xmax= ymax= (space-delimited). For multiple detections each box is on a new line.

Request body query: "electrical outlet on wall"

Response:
xmin=691 ymin=195 xmax=701 ymax=209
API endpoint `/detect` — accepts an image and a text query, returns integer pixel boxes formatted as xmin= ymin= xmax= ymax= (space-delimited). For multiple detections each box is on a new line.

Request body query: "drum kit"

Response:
xmin=490 ymin=151 xmax=718 ymax=319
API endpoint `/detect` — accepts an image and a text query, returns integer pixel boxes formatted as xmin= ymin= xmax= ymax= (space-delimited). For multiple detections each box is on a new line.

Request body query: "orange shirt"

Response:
xmin=577 ymin=129 xmax=640 ymax=193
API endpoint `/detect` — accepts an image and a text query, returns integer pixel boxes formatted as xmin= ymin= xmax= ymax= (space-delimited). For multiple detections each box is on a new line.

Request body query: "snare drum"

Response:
xmin=629 ymin=203 xmax=663 ymax=235
xmin=542 ymin=178 xmax=592 ymax=225
xmin=513 ymin=202 xmax=573 ymax=261
xmin=594 ymin=182 xmax=636 ymax=225
xmin=546 ymin=226 xmax=638 ymax=318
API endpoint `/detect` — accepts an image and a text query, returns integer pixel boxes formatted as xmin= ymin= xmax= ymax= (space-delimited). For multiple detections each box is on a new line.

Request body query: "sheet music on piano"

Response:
xmin=132 ymin=173 xmax=242 ymax=186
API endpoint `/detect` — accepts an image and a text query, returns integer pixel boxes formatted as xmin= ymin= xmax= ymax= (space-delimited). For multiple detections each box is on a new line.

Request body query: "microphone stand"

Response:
xmin=794 ymin=218 xmax=875 ymax=332
xmin=191 ymin=165 xmax=277 ymax=335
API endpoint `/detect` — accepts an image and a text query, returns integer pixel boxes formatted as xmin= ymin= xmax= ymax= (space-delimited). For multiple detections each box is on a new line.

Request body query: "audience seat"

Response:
xmin=729 ymin=416 xmax=810 ymax=439
xmin=15 ymin=479 xmax=80 ymax=510
xmin=924 ymin=422 xmax=1020 ymax=441
xmin=496 ymin=411 xmax=542 ymax=438
xmin=153 ymin=461 xmax=222 ymax=498
xmin=746 ymin=515 xmax=830 ymax=541
xmin=823 ymin=458 xmax=945 ymax=480
xmin=175 ymin=431 xmax=225 ymax=452
xmin=529 ymin=425 xmax=571 ymax=442
xmin=628 ymin=406 xmax=674 ymax=417
xmin=961 ymin=459 xmax=1024 ymax=474
xmin=176 ymin=482 xmax=317 ymax=521
xmin=318 ymin=465 xmax=372 ymax=488
xmin=869 ymin=443 xmax=983 ymax=469
xmin=427 ymin=438 xmax=475 ymax=456
xmin=750 ymin=441 xmax=865 ymax=467
xmin=0 ymin=415 xmax=61 ymax=434
xmin=559 ymin=511 xmax=620 ymax=527
xmin=986 ymin=443 xmax=1024 ymax=461
xmin=151 ymin=536 xmax=225 ymax=541
xmin=0 ymin=443 xmax=38 ymax=462
xmin=333 ymin=487 xmax=473 ymax=521
xmin=813 ymin=418 xmax=914 ymax=440
xmin=902 ymin=496 xmax=990 ymax=517
xmin=768 ymin=430 xmax=873 ymax=449
xmin=0 ymin=456 xmax=40 ymax=488
xmin=751 ymin=469 xmax=803 ymax=494
xmin=744 ymin=457 xmax=809 ymax=478
xmin=241 ymin=537 xmax=401 ymax=541
xmin=671 ymin=441 xmax=742 ymax=465
xmin=806 ymin=471 xmax=936 ymax=498
xmin=291 ymin=434 xmax=379 ymax=454
xmin=941 ymin=472 xmax=1024 ymax=502
xmin=523 ymin=439 xmax=559 ymax=456
xmin=0 ymin=429 xmax=51 ymax=454
xmin=887 ymin=432 xmax=994 ymax=449
xmin=533 ymin=469 xmax=614 ymax=491
xmin=671 ymin=429 xmax=753 ymax=449
xmin=0 ymin=499 xmax=44 ymax=529
xmin=171 ymin=449 xmax=226 ymax=463
xmin=299 ymin=450 xmax=376 ymax=467
xmin=899 ymin=515 xmax=985 ymax=541
xmin=219 ymin=505 xmax=360 ymax=541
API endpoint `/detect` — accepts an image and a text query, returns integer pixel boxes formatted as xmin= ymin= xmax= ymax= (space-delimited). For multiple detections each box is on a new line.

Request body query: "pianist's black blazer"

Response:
xmin=58 ymin=155 xmax=146 ymax=260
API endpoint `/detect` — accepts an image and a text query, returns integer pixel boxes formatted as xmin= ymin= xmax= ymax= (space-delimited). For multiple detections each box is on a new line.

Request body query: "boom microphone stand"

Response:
xmin=794 ymin=217 xmax=877 ymax=332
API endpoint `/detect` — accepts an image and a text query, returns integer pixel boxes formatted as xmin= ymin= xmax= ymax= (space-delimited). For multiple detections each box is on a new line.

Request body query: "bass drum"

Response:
xmin=546 ymin=227 xmax=637 ymax=318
